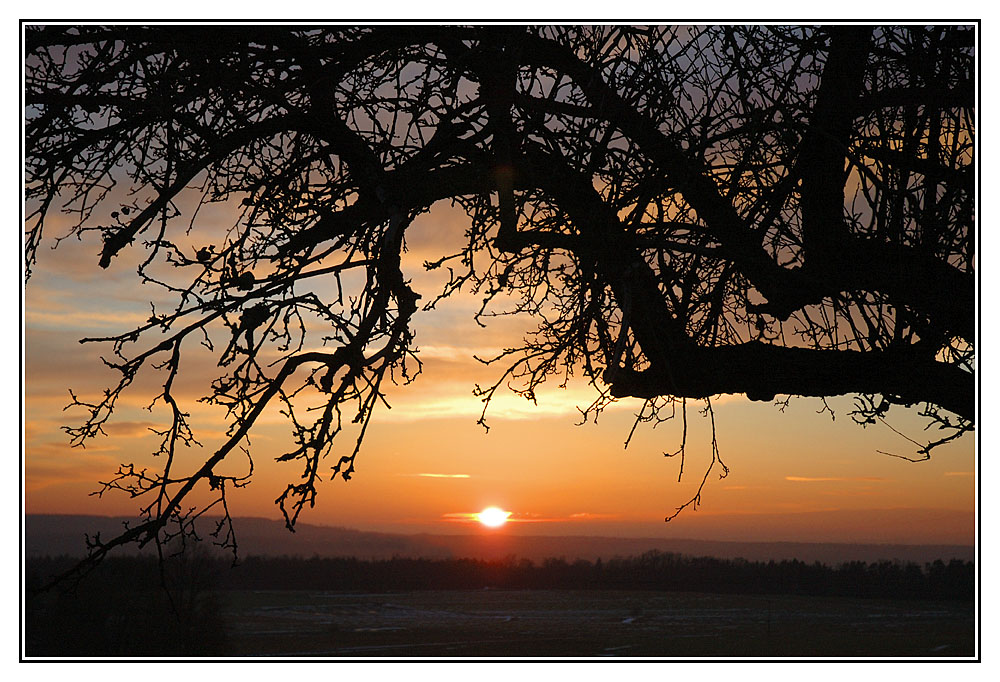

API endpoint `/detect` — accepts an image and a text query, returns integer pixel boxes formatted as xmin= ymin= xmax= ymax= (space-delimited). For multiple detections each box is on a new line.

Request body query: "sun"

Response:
xmin=477 ymin=507 xmax=511 ymax=528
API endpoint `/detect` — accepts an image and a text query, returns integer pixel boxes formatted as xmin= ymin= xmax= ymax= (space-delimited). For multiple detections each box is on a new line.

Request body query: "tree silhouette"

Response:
xmin=25 ymin=25 xmax=974 ymax=573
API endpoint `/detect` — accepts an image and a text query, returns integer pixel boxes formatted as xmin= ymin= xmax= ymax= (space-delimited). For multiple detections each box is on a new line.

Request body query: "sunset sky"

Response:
xmin=23 ymin=200 xmax=976 ymax=546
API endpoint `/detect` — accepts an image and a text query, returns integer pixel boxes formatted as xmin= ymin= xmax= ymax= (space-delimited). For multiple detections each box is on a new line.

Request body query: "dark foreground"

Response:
xmin=26 ymin=553 xmax=975 ymax=658
xmin=217 ymin=589 xmax=973 ymax=658
xmin=28 ymin=587 xmax=974 ymax=658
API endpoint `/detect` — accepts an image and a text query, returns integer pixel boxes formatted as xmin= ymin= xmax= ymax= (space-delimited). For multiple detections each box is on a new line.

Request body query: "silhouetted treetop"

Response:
xmin=25 ymin=25 xmax=974 ymax=569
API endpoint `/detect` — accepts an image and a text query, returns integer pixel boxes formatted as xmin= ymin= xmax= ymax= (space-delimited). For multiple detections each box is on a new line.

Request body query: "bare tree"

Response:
xmin=25 ymin=24 xmax=975 ymax=575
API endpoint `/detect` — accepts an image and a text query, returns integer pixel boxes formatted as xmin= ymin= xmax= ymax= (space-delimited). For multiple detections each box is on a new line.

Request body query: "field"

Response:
xmin=216 ymin=589 xmax=974 ymax=658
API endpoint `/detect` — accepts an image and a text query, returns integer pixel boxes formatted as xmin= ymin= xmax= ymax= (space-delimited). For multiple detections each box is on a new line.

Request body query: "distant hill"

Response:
xmin=24 ymin=514 xmax=974 ymax=566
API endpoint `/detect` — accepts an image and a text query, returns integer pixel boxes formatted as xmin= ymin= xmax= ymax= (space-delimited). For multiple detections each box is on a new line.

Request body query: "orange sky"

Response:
xmin=23 ymin=202 xmax=977 ymax=546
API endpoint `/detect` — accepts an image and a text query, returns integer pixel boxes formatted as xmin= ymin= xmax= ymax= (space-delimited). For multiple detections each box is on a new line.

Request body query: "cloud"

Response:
xmin=413 ymin=344 xmax=507 ymax=361
xmin=785 ymin=476 xmax=886 ymax=482
xmin=378 ymin=382 xmax=632 ymax=423
xmin=944 ymin=471 xmax=974 ymax=477
xmin=101 ymin=421 xmax=160 ymax=437
xmin=403 ymin=473 xmax=471 ymax=479
xmin=442 ymin=510 xmax=621 ymax=524
xmin=24 ymin=447 xmax=120 ymax=492
xmin=442 ymin=511 xmax=541 ymax=524
xmin=441 ymin=512 xmax=479 ymax=522
xmin=25 ymin=309 xmax=151 ymax=330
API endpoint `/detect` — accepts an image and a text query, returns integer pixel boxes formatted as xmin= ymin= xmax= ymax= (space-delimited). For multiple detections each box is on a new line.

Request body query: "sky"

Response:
xmin=23 ymin=199 xmax=976 ymax=546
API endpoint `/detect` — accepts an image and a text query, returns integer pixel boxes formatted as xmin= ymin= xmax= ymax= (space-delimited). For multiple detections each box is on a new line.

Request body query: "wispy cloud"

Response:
xmin=442 ymin=511 xmax=542 ymax=524
xmin=944 ymin=471 xmax=974 ymax=477
xmin=24 ymin=450 xmax=120 ymax=491
xmin=404 ymin=473 xmax=471 ymax=479
xmin=25 ymin=309 xmax=152 ymax=330
xmin=785 ymin=476 xmax=885 ymax=482
xmin=442 ymin=510 xmax=620 ymax=524
xmin=442 ymin=512 xmax=480 ymax=522
xmin=378 ymin=387 xmax=631 ymax=423
xmin=415 ymin=344 xmax=507 ymax=361
xmin=101 ymin=421 xmax=160 ymax=437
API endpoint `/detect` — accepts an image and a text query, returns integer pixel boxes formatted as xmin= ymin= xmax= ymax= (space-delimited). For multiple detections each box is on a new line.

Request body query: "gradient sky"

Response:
xmin=23 ymin=198 xmax=976 ymax=546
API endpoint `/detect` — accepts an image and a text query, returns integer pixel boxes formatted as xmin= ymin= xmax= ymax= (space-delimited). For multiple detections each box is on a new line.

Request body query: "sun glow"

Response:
xmin=477 ymin=506 xmax=511 ymax=528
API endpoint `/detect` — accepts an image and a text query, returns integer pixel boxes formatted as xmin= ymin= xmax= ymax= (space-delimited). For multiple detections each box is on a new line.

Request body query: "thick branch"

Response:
xmin=605 ymin=342 xmax=973 ymax=422
xmin=798 ymin=26 xmax=874 ymax=256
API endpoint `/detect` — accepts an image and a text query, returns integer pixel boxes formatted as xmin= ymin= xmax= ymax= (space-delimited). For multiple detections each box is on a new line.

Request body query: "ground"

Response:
xmin=216 ymin=589 xmax=974 ymax=658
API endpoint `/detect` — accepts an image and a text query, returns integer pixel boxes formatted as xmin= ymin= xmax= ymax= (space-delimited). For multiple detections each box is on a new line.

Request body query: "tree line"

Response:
xmin=28 ymin=550 xmax=974 ymax=602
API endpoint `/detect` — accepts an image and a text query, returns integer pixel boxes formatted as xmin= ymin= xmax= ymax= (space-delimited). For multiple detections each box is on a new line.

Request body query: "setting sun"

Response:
xmin=477 ymin=507 xmax=511 ymax=528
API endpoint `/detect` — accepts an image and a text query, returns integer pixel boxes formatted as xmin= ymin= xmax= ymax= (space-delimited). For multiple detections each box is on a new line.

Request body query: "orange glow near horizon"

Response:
xmin=22 ymin=204 xmax=977 ymax=547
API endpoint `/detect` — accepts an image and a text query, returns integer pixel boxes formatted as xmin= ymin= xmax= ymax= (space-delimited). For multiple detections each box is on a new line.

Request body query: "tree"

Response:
xmin=24 ymin=24 xmax=975 ymax=575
